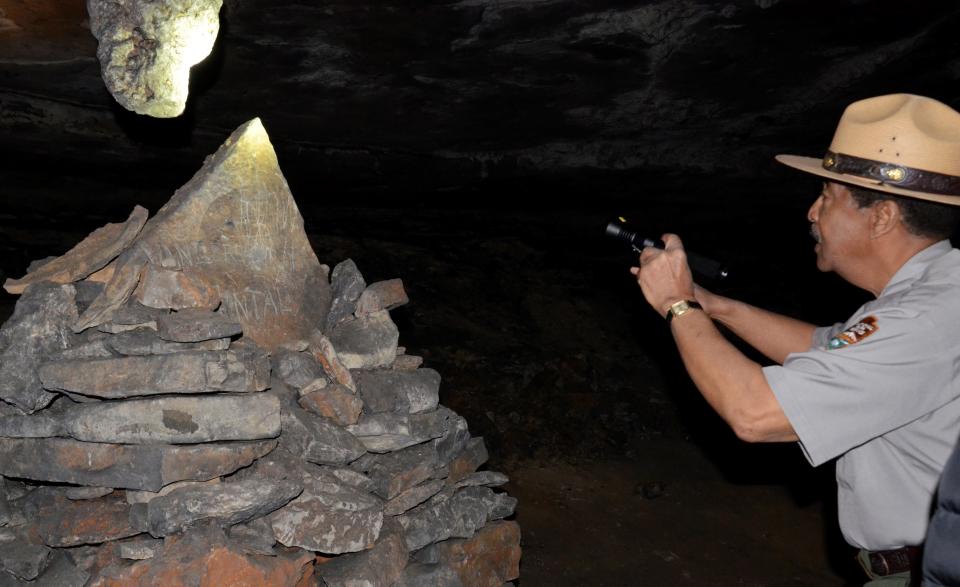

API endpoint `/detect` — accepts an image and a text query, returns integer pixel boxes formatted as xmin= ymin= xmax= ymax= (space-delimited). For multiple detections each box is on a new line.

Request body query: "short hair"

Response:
xmin=848 ymin=185 xmax=960 ymax=240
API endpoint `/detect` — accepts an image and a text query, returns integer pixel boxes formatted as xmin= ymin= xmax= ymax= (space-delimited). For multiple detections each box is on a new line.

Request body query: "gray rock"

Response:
xmin=434 ymin=408 xmax=471 ymax=464
xmin=65 ymin=487 xmax=114 ymax=500
xmin=268 ymin=469 xmax=383 ymax=554
xmin=0 ymin=480 xmax=9 ymax=528
xmin=0 ymin=437 xmax=276 ymax=491
xmin=280 ymin=398 xmax=367 ymax=465
xmin=0 ymin=550 xmax=88 ymax=587
xmin=354 ymin=368 xmax=441 ymax=414
xmin=0 ymin=283 xmax=78 ymax=413
xmin=74 ymin=281 xmax=105 ymax=316
xmin=118 ymin=537 xmax=162 ymax=560
xmin=38 ymin=348 xmax=270 ymax=398
xmin=398 ymin=486 xmax=509 ymax=551
xmin=395 ymin=562 xmax=464 ymax=587
xmin=325 ymin=466 xmax=375 ymax=492
xmin=87 ymin=0 xmax=223 ymax=117
xmin=126 ymin=478 xmax=221 ymax=505
xmin=228 ymin=517 xmax=277 ymax=556
xmin=316 ymin=518 xmax=407 ymax=587
xmin=273 ymin=349 xmax=325 ymax=390
xmin=0 ymin=413 xmax=62 ymax=438
xmin=347 ymin=410 xmax=451 ymax=453
xmin=62 ymin=394 xmax=281 ymax=444
xmin=446 ymin=438 xmax=490 ymax=485
xmin=157 ymin=308 xmax=243 ymax=342
xmin=0 ymin=540 xmax=53 ymax=580
xmin=325 ymin=259 xmax=366 ymax=332
xmin=328 ymin=310 xmax=399 ymax=369
xmin=384 ymin=479 xmax=446 ymax=516
xmin=145 ymin=478 xmax=302 ymax=537
xmin=352 ymin=443 xmax=441 ymax=500
xmin=49 ymin=337 xmax=115 ymax=360
xmin=454 ymin=471 xmax=510 ymax=489
xmin=105 ymin=328 xmax=230 ymax=355
xmin=487 ymin=492 xmax=519 ymax=521
xmin=97 ymin=303 xmax=166 ymax=333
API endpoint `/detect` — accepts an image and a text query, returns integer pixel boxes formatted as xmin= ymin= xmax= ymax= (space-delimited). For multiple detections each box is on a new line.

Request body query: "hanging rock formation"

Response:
xmin=87 ymin=0 xmax=223 ymax=118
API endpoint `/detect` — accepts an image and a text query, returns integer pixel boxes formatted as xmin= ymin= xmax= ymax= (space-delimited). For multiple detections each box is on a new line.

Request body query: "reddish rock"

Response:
xmin=355 ymin=279 xmax=409 ymax=316
xmin=309 ymin=331 xmax=356 ymax=391
xmin=134 ymin=265 xmax=221 ymax=310
xmin=36 ymin=492 xmax=139 ymax=547
xmin=89 ymin=526 xmax=314 ymax=587
xmin=4 ymin=206 xmax=148 ymax=295
xmin=298 ymin=383 xmax=363 ymax=426
xmin=435 ymin=521 xmax=521 ymax=587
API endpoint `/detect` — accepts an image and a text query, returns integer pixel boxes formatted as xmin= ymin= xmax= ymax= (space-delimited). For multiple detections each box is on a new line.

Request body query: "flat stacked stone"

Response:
xmin=0 ymin=120 xmax=519 ymax=586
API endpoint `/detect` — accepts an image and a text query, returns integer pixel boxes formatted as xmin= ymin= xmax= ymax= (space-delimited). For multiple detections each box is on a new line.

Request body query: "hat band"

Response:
xmin=822 ymin=150 xmax=960 ymax=196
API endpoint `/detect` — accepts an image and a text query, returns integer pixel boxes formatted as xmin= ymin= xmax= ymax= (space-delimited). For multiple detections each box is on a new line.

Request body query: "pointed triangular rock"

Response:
xmin=74 ymin=119 xmax=331 ymax=350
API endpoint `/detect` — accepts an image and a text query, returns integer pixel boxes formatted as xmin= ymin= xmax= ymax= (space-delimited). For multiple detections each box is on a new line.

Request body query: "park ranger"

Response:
xmin=632 ymin=94 xmax=960 ymax=586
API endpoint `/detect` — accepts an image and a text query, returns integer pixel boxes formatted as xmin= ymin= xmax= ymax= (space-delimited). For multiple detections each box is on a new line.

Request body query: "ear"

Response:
xmin=870 ymin=200 xmax=900 ymax=238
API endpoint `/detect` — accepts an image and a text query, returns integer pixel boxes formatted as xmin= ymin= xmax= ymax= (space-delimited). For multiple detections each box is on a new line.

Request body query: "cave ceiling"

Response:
xmin=1 ymin=0 xmax=960 ymax=200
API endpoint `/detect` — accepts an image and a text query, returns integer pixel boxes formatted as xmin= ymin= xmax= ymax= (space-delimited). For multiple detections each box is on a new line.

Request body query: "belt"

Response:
xmin=863 ymin=545 xmax=923 ymax=582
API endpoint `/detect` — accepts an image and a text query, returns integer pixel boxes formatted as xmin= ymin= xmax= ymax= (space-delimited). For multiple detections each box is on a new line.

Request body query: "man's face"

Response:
xmin=807 ymin=182 xmax=874 ymax=275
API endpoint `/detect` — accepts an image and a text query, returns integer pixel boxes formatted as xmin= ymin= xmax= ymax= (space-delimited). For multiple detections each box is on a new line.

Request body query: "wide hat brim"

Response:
xmin=776 ymin=154 xmax=960 ymax=206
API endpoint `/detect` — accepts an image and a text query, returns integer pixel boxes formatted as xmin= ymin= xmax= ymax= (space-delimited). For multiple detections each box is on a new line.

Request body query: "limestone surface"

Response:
xmin=73 ymin=119 xmax=332 ymax=351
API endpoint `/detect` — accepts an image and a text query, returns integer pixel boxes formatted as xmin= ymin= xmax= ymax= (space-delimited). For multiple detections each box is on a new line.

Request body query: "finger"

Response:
xmin=639 ymin=247 xmax=660 ymax=264
xmin=629 ymin=266 xmax=640 ymax=276
xmin=661 ymin=233 xmax=684 ymax=250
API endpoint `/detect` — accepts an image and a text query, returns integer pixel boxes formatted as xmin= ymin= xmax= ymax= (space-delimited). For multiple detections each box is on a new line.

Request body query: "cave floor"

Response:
xmin=503 ymin=443 xmax=851 ymax=586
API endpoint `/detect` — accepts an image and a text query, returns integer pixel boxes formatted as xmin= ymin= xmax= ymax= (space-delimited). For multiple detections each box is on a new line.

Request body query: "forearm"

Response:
xmin=700 ymin=292 xmax=817 ymax=364
xmin=671 ymin=309 xmax=798 ymax=443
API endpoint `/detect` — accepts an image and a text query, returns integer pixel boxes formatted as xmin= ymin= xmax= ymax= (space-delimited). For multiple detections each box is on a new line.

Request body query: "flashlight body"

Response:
xmin=605 ymin=221 xmax=729 ymax=281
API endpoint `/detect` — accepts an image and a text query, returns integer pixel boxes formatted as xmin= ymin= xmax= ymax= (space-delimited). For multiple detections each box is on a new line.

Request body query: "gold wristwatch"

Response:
xmin=665 ymin=300 xmax=702 ymax=324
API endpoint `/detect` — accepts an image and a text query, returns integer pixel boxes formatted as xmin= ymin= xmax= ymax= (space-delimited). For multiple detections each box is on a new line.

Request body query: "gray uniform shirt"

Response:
xmin=763 ymin=240 xmax=960 ymax=550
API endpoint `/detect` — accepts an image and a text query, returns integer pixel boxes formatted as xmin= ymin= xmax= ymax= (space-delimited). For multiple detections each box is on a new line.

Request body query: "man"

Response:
xmin=632 ymin=94 xmax=960 ymax=587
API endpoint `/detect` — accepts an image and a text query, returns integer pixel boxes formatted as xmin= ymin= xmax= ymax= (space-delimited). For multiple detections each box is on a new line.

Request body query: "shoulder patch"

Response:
xmin=828 ymin=316 xmax=878 ymax=349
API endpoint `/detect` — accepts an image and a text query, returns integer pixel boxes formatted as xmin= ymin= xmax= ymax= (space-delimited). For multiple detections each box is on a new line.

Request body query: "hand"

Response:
xmin=629 ymin=233 xmax=697 ymax=317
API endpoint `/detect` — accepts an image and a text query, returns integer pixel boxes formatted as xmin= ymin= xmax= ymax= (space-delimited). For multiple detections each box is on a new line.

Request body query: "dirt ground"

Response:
xmin=503 ymin=445 xmax=855 ymax=586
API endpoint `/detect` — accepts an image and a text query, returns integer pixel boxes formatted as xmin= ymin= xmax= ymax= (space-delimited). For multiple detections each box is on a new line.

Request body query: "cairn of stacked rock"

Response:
xmin=0 ymin=119 xmax=520 ymax=586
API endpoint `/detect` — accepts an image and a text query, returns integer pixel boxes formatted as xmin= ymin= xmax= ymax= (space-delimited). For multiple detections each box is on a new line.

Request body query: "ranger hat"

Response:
xmin=777 ymin=94 xmax=960 ymax=206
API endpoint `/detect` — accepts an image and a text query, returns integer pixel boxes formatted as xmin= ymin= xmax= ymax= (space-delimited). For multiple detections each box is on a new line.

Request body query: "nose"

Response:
xmin=807 ymin=194 xmax=823 ymax=223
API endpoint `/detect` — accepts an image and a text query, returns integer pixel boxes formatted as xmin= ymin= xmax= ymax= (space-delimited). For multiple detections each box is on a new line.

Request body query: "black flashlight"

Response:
xmin=606 ymin=220 xmax=729 ymax=281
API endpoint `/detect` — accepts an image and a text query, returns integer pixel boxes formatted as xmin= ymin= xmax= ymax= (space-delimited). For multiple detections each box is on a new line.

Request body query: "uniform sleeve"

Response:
xmin=763 ymin=309 xmax=959 ymax=466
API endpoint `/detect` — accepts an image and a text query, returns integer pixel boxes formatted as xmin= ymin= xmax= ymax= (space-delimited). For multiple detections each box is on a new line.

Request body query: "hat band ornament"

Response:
xmin=821 ymin=150 xmax=960 ymax=196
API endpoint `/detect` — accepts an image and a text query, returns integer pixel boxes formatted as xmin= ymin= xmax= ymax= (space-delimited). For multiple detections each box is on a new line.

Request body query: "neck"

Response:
xmin=856 ymin=234 xmax=941 ymax=297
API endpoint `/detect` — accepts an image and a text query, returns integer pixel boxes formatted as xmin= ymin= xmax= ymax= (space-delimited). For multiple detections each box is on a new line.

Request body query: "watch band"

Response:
xmin=665 ymin=300 xmax=702 ymax=324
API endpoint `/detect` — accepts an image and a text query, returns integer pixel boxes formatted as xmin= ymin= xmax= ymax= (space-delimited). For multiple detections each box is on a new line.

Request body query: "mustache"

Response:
xmin=809 ymin=224 xmax=821 ymax=243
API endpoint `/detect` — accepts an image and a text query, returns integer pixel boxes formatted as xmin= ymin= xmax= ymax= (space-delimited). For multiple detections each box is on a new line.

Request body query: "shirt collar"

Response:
xmin=880 ymin=240 xmax=953 ymax=297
